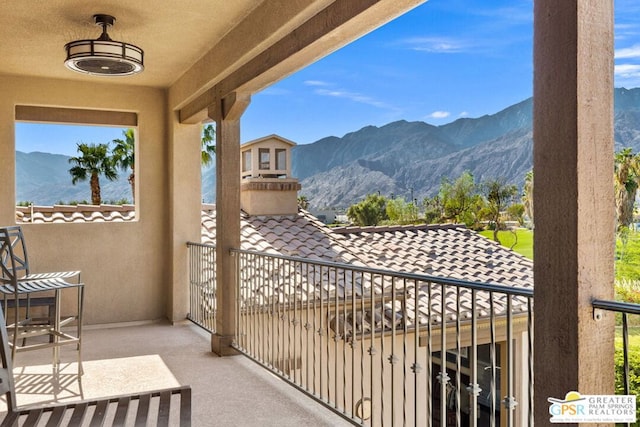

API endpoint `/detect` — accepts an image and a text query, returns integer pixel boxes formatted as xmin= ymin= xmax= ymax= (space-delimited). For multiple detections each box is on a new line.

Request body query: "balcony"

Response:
xmin=0 ymin=242 xmax=633 ymax=426
xmin=187 ymin=242 xmax=639 ymax=426
xmin=0 ymin=320 xmax=350 ymax=426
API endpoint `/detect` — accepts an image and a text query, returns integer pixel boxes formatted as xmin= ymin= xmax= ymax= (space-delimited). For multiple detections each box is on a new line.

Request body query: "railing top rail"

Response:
xmin=186 ymin=241 xmax=216 ymax=249
xmin=229 ymin=247 xmax=534 ymax=298
xmin=592 ymin=298 xmax=640 ymax=315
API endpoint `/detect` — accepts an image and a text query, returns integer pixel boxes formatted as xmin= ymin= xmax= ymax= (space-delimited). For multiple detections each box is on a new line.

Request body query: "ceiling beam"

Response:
xmin=179 ymin=0 xmax=423 ymax=124
xmin=170 ymin=0 xmax=334 ymax=113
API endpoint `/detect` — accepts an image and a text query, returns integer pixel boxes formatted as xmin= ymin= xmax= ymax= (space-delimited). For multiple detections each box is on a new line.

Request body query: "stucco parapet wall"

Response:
xmin=16 ymin=204 xmax=136 ymax=223
xmin=241 ymin=179 xmax=301 ymax=192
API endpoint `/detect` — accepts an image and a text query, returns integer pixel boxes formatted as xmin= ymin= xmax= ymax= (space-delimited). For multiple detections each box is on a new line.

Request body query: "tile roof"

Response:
xmin=201 ymin=208 xmax=533 ymax=330
xmin=16 ymin=205 xmax=135 ymax=223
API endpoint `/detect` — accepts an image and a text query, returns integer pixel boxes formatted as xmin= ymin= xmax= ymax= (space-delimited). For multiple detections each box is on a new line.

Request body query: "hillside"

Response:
xmin=293 ymin=87 xmax=640 ymax=208
xmin=16 ymin=151 xmax=132 ymax=205
xmin=16 ymin=87 xmax=640 ymax=208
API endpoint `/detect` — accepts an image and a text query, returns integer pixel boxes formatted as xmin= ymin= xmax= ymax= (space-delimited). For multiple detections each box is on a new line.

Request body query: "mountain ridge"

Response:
xmin=16 ymin=87 xmax=640 ymax=208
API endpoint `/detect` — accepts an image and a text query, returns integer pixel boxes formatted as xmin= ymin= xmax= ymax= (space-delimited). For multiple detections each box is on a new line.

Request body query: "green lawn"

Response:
xmin=616 ymin=326 xmax=640 ymax=349
xmin=616 ymin=231 xmax=640 ymax=281
xmin=478 ymin=229 xmax=533 ymax=260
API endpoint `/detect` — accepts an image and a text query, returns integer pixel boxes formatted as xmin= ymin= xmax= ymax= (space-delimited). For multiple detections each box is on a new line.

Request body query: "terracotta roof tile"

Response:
xmin=200 ymin=208 xmax=533 ymax=329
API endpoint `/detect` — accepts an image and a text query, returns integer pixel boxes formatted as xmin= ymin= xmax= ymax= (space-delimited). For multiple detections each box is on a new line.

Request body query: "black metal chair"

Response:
xmin=0 ymin=226 xmax=83 ymax=373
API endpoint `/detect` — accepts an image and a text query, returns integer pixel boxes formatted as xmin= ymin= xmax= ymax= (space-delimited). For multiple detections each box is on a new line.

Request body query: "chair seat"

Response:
xmin=23 ymin=271 xmax=80 ymax=280
xmin=0 ymin=277 xmax=82 ymax=295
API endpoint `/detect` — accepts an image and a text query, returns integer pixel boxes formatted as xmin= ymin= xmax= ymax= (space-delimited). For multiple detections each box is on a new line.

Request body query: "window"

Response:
xmin=259 ymin=148 xmax=270 ymax=170
xmin=15 ymin=106 xmax=138 ymax=224
xmin=242 ymin=151 xmax=252 ymax=172
xmin=275 ymin=149 xmax=286 ymax=170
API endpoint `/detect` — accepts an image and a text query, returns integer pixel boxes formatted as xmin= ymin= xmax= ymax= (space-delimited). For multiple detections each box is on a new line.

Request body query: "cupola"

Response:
xmin=240 ymin=135 xmax=301 ymax=216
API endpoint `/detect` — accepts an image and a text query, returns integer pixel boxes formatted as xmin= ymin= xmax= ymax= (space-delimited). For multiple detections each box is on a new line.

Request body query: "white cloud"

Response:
xmin=615 ymin=64 xmax=640 ymax=78
xmin=459 ymin=111 xmax=469 ymax=118
xmin=304 ymin=80 xmax=331 ymax=87
xmin=314 ymin=88 xmax=400 ymax=113
xmin=400 ymin=37 xmax=470 ymax=53
xmin=429 ymin=111 xmax=451 ymax=119
xmin=615 ymin=44 xmax=640 ymax=59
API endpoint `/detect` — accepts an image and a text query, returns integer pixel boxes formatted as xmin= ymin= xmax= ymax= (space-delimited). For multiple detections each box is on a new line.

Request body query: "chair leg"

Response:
xmin=77 ymin=286 xmax=84 ymax=376
xmin=53 ymin=290 xmax=61 ymax=367
xmin=11 ymin=300 xmax=18 ymax=361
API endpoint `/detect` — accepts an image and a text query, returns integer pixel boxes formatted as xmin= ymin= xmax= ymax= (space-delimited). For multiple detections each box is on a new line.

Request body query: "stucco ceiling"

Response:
xmin=0 ymin=1 xmax=271 ymax=88
xmin=2 ymin=0 xmax=424 ymax=115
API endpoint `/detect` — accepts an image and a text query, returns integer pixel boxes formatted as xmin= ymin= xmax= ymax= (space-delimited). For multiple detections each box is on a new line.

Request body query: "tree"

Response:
xmin=111 ymin=129 xmax=135 ymax=203
xmin=614 ymin=148 xmax=640 ymax=232
xmin=346 ymin=194 xmax=388 ymax=226
xmin=423 ymin=195 xmax=444 ymax=224
xmin=522 ymin=170 xmax=534 ymax=228
xmin=386 ymin=197 xmax=419 ymax=224
xmin=68 ymin=143 xmax=118 ymax=205
xmin=439 ymin=171 xmax=483 ymax=226
xmin=298 ymin=195 xmax=309 ymax=210
xmin=507 ymin=203 xmax=526 ymax=225
xmin=482 ymin=178 xmax=518 ymax=244
xmin=201 ymin=124 xmax=216 ymax=166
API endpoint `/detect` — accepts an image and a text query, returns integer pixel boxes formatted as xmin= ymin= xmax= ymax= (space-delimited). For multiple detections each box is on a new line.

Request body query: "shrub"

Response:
xmin=615 ymin=279 xmax=640 ymax=304
xmin=615 ymin=344 xmax=640 ymax=425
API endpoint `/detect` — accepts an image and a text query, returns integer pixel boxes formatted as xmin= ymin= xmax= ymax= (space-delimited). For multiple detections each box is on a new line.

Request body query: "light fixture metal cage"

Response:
xmin=64 ymin=14 xmax=144 ymax=76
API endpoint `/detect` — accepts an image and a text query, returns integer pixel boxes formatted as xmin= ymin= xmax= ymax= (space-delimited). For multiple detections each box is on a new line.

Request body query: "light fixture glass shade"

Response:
xmin=64 ymin=15 xmax=144 ymax=76
xmin=65 ymin=40 xmax=144 ymax=76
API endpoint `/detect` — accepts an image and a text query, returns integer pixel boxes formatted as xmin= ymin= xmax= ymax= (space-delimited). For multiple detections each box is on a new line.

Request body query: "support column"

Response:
xmin=210 ymin=92 xmax=250 ymax=356
xmin=169 ymin=115 xmax=202 ymax=322
xmin=534 ymin=0 xmax=615 ymax=425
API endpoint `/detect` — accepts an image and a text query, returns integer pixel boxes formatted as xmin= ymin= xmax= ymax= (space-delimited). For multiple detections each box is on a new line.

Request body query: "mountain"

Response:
xmin=293 ymin=87 xmax=640 ymax=208
xmin=16 ymin=87 xmax=640 ymax=208
xmin=16 ymin=151 xmax=132 ymax=205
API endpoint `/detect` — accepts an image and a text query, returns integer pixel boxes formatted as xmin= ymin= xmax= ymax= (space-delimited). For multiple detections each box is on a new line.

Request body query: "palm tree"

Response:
xmin=111 ymin=129 xmax=135 ymax=203
xmin=614 ymin=148 xmax=640 ymax=232
xmin=201 ymin=124 xmax=216 ymax=166
xmin=68 ymin=143 xmax=118 ymax=205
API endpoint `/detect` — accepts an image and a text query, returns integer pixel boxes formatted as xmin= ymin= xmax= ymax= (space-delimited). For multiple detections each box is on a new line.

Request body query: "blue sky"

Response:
xmin=16 ymin=0 xmax=640 ymax=155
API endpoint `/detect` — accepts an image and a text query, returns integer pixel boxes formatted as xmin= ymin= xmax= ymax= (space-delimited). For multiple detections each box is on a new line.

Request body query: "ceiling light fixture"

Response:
xmin=64 ymin=14 xmax=144 ymax=76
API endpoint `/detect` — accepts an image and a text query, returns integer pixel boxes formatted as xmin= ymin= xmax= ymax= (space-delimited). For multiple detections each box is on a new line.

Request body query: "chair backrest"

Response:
xmin=0 ymin=226 xmax=30 ymax=285
xmin=0 ymin=304 xmax=17 ymax=413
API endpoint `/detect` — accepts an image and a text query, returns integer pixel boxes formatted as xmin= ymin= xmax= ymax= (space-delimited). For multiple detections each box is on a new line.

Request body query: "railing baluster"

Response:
xmin=504 ymin=296 xmax=515 ymax=426
xmin=528 ymin=297 xmax=534 ymax=427
xmin=188 ymin=246 xmax=538 ymax=427
xmin=469 ymin=289 xmax=479 ymax=427
xmin=455 ymin=286 xmax=461 ymax=427
xmin=489 ymin=292 xmax=496 ymax=427
xmin=426 ymin=282 xmax=433 ymax=426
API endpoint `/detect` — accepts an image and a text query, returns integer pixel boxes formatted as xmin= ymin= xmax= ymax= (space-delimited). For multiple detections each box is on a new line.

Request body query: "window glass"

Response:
xmin=259 ymin=148 xmax=270 ymax=170
xmin=275 ymin=148 xmax=286 ymax=170
xmin=242 ymin=151 xmax=252 ymax=172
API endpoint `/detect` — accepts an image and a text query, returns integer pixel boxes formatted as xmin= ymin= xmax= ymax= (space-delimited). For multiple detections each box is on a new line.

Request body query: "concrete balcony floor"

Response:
xmin=0 ymin=321 xmax=351 ymax=426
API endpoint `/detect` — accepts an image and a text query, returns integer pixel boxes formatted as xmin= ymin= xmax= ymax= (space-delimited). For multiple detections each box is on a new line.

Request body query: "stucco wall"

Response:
xmin=0 ymin=74 xmax=170 ymax=325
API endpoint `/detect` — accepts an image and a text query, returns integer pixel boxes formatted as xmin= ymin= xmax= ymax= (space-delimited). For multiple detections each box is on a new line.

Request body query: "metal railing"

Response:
xmin=187 ymin=242 xmax=216 ymax=332
xmin=230 ymin=248 xmax=534 ymax=426
xmin=592 ymin=298 xmax=640 ymax=425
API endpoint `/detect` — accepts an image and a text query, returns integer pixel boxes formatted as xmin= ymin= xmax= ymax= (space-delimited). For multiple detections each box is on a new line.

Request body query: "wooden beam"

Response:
xmin=533 ymin=0 xmax=615 ymax=423
xmin=15 ymin=106 xmax=137 ymax=126
xmin=179 ymin=0 xmax=422 ymax=123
